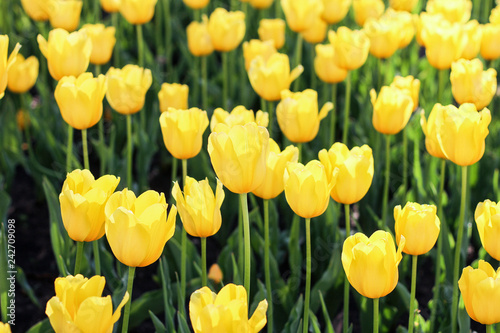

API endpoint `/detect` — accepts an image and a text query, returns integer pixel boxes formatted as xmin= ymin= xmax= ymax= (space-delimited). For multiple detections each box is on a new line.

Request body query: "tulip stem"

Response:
xmin=240 ymin=193 xmax=251 ymax=302
xmin=264 ymin=199 xmax=274 ymax=333
xmin=402 ymin=127 xmax=408 ymax=201
xmin=486 ymin=325 xmax=493 ymax=333
xmin=95 ymin=64 xmax=106 ymax=175
xmin=343 ymin=204 xmax=350 ymax=333
xmin=297 ymin=143 xmax=303 ymax=163
xmin=342 ymin=71 xmax=351 ymax=145
xmin=408 ymin=255 xmax=418 ymax=333
xmin=293 ymin=34 xmax=303 ymax=91
xmin=373 ymin=298 xmax=379 ymax=333
xmin=126 ymin=115 xmax=133 ymax=189
xmin=93 ymin=240 xmax=101 ymax=276
xmin=222 ymin=51 xmax=229 ymax=110
xmin=201 ymin=56 xmax=208 ymax=110
xmin=82 ymin=129 xmax=89 ymax=170
xmin=330 ymin=83 xmax=337 ymax=146
xmin=74 ymin=241 xmax=84 ymax=275
xmin=122 ymin=266 xmax=136 ymax=333
xmin=268 ymin=100 xmax=274 ymax=139
xmin=201 ymin=237 xmax=207 ymax=286
xmin=437 ymin=69 xmax=446 ymax=104
xmin=381 ymin=134 xmax=391 ymax=229
xmin=137 ymin=24 xmax=144 ymax=68
xmin=303 ymin=217 xmax=312 ymax=333
xmin=112 ymin=13 xmax=120 ymax=67
xmin=180 ymin=159 xmax=187 ymax=316
xmin=163 ymin=0 xmax=173 ymax=81
xmin=451 ymin=165 xmax=468 ymax=333
xmin=66 ymin=125 xmax=74 ymax=173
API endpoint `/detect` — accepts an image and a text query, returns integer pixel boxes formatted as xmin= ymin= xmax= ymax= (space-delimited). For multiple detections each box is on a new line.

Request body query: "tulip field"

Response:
xmin=2 ymin=0 xmax=500 ymax=332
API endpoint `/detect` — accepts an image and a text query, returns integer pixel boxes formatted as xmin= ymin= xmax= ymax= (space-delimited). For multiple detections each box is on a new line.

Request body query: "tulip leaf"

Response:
xmin=287 ymin=214 xmax=301 ymax=298
xmin=281 ymin=294 xmax=303 ymax=333
xmin=457 ymin=300 xmax=470 ymax=333
xmin=149 ymin=310 xmax=167 ymax=333
xmin=129 ymin=289 xmax=164 ymax=330
xmin=318 ymin=291 xmax=335 ymax=333
xmin=177 ymin=310 xmax=191 ymax=333
xmin=25 ymin=318 xmax=53 ymax=333
xmin=159 ymin=256 xmax=176 ymax=333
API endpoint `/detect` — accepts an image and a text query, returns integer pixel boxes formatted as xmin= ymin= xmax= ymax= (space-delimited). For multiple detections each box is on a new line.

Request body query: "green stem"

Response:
xmin=163 ymin=0 xmax=173 ymax=80
xmin=403 ymin=127 xmax=408 ymax=200
xmin=180 ymin=158 xmax=188 ymax=311
xmin=496 ymin=323 xmax=500 ymax=333
xmin=303 ymin=217 xmax=312 ymax=333
xmin=74 ymin=241 xmax=84 ymax=275
xmin=264 ymin=199 xmax=274 ymax=333
xmin=292 ymin=34 xmax=303 ymax=91
xmin=268 ymin=100 xmax=274 ymax=139
xmin=137 ymin=24 xmax=144 ymax=68
xmin=95 ymin=64 xmax=106 ymax=175
xmin=222 ymin=52 xmax=229 ymax=110
xmin=377 ymin=58 xmax=383 ymax=90
xmin=66 ymin=125 xmax=74 ymax=173
xmin=408 ymin=255 xmax=418 ymax=333
xmin=373 ymin=298 xmax=380 ymax=333
xmin=381 ymin=134 xmax=391 ymax=229
xmin=240 ymin=193 xmax=251 ymax=301
xmin=182 ymin=159 xmax=188 ymax=186
xmin=274 ymin=0 xmax=282 ymax=18
xmin=330 ymin=83 xmax=337 ymax=146
xmin=486 ymin=324 xmax=493 ymax=333
xmin=122 ymin=266 xmax=136 ymax=333
xmin=342 ymin=71 xmax=351 ymax=145
xmin=451 ymin=165 xmax=468 ymax=333
xmin=93 ymin=240 xmax=101 ymax=275
xmin=94 ymin=0 xmax=100 ymax=22
xmin=310 ymin=45 xmax=316 ymax=91
xmin=482 ymin=0 xmax=491 ymax=24
xmin=201 ymin=237 xmax=207 ymax=286
xmin=297 ymin=143 xmax=303 ymax=163
xmin=437 ymin=69 xmax=446 ymax=104
xmin=171 ymin=157 xmax=178 ymax=184
xmin=112 ymin=13 xmax=120 ymax=67
xmin=343 ymin=204 xmax=350 ymax=333
xmin=126 ymin=114 xmax=133 ymax=189
xmin=238 ymin=199 xmax=244 ymax=279
xmin=201 ymin=56 xmax=208 ymax=110
xmin=82 ymin=129 xmax=89 ymax=170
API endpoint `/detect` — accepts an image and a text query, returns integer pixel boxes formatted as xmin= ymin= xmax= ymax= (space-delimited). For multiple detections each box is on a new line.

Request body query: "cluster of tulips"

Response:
xmin=1 ymin=0 xmax=500 ymax=332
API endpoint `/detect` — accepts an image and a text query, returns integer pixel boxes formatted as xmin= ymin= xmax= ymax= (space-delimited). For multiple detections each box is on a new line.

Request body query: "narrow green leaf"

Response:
xmin=149 ymin=310 xmax=167 ymax=333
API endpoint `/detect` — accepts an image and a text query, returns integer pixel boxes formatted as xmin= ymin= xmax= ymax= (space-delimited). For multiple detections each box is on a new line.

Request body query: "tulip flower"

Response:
xmin=120 ymin=0 xmax=158 ymax=25
xmin=47 ymin=0 xmax=82 ymax=32
xmin=183 ymin=0 xmax=209 ymax=9
xmin=475 ymin=200 xmax=500 ymax=261
xmin=258 ymin=18 xmax=286 ymax=49
xmin=460 ymin=20 xmax=482 ymax=60
xmin=276 ymin=89 xmax=332 ymax=143
xmin=248 ymin=53 xmax=303 ymax=101
xmin=207 ymin=263 xmax=223 ymax=284
xmin=37 ymin=28 xmax=91 ymax=81
xmin=314 ymin=44 xmax=348 ymax=84
xmin=370 ymin=86 xmax=414 ymax=135
xmin=0 ymin=323 xmax=10 ymax=333
xmin=250 ymin=0 xmax=273 ymax=9
xmin=414 ymin=12 xmax=442 ymax=47
xmin=21 ymin=0 xmax=49 ymax=21
xmin=207 ymin=8 xmax=245 ymax=52
xmin=426 ymin=0 xmax=472 ymax=24
xmin=243 ymin=39 xmax=276 ymax=71
xmin=450 ymin=58 xmax=497 ymax=111
xmin=328 ymin=27 xmax=370 ymax=71
xmin=158 ymin=83 xmax=189 ymax=112
xmin=389 ymin=0 xmax=418 ymax=12
xmin=352 ymin=0 xmax=384 ymax=26
xmin=186 ymin=16 xmax=214 ymax=57
xmin=382 ymin=8 xmax=415 ymax=49
xmin=390 ymin=75 xmax=420 ymax=110
xmin=421 ymin=19 xmax=466 ymax=70
xmin=321 ymin=0 xmax=351 ymax=24
xmin=100 ymin=0 xmax=120 ymax=13
xmin=420 ymin=106 xmax=447 ymax=159
xmin=459 ymin=260 xmax=500 ymax=325
xmin=364 ymin=17 xmax=402 ymax=59
xmin=81 ymin=24 xmax=116 ymax=65
xmin=7 ymin=54 xmax=39 ymax=94
xmin=301 ymin=16 xmax=328 ymax=44
xmin=189 ymin=284 xmax=268 ymax=332
xmin=210 ymin=105 xmax=268 ymax=131
xmin=281 ymin=0 xmax=324 ymax=33
xmin=480 ymin=23 xmax=500 ymax=61
xmin=46 ymin=275 xmax=129 ymax=333
xmin=159 ymin=107 xmax=209 ymax=160
xmin=491 ymin=5 xmax=500 ymax=24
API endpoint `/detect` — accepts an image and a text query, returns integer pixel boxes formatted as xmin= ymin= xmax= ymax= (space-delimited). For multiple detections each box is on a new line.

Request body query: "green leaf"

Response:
xmin=281 ymin=295 xmax=303 ymax=333
xmin=16 ymin=266 xmax=40 ymax=308
xmin=177 ymin=310 xmax=191 ymax=333
xmin=130 ymin=290 xmax=163 ymax=330
xmin=26 ymin=319 xmax=54 ymax=333
xmin=149 ymin=310 xmax=167 ymax=333
xmin=318 ymin=291 xmax=335 ymax=333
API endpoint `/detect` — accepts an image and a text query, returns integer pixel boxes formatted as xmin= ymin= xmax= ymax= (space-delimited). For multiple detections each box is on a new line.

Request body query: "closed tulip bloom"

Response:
xmin=459 ymin=260 xmax=500 ymax=325
xmin=370 ymin=86 xmax=414 ymax=135
xmin=314 ymin=44 xmax=348 ymax=84
xmin=100 ymin=0 xmax=120 ymax=13
xmin=37 ymin=28 xmax=91 ymax=81
xmin=475 ymin=200 xmax=500 ymax=261
xmin=419 ymin=105 xmax=447 ymax=159
xmin=47 ymin=0 xmax=82 ymax=32
xmin=207 ymin=263 xmax=223 ymax=284
xmin=21 ymin=0 xmax=49 ymax=21
xmin=389 ymin=0 xmax=418 ymax=12
xmin=46 ymin=275 xmax=129 ymax=333
xmin=426 ymin=0 xmax=471 ymax=24
xmin=284 ymin=160 xmax=335 ymax=218
xmin=252 ymin=139 xmax=299 ymax=199
xmin=434 ymin=103 xmax=491 ymax=166
xmin=382 ymin=8 xmax=415 ymax=49
xmin=248 ymin=53 xmax=303 ymax=101
xmin=7 ymin=54 xmax=39 ymax=94
xmin=81 ymin=24 xmax=116 ymax=65
xmin=210 ymin=105 xmax=268 ymax=131
xmin=277 ymin=89 xmax=332 ymax=143
xmin=243 ymin=39 xmax=276 ymax=71
xmin=190 ymin=284 xmax=268 ymax=333
xmin=281 ymin=0 xmax=323 ymax=33
xmin=421 ymin=20 xmax=466 ymax=70
xmin=301 ymin=16 xmax=328 ymax=44
xmin=461 ymin=20 xmax=482 ymax=60
xmin=451 ymin=58 xmax=497 ymax=111
xmin=207 ymin=8 xmax=245 ymax=52
xmin=159 ymin=107 xmax=209 ymax=159
xmin=106 ymin=65 xmax=152 ymax=115
xmin=187 ymin=16 xmax=214 ymax=57
xmin=120 ymin=0 xmax=157 ymax=25
xmin=105 ymin=189 xmax=177 ymax=267
xmin=414 ymin=12 xmax=442 ymax=47
xmin=480 ymin=23 xmax=500 ymax=61
xmin=353 ymin=0 xmax=384 ymax=26
xmin=183 ymin=0 xmax=209 ymax=10
xmin=258 ymin=18 xmax=286 ymax=49
xmin=491 ymin=5 xmax=500 ymax=24
xmin=0 ymin=323 xmax=10 ymax=333
xmin=364 ymin=17 xmax=402 ymax=59
xmin=55 ymin=73 xmax=107 ymax=130
xmin=158 ymin=83 xmax=189 ymax=112
xmin=394 ymin=203 xmax=440 ymax=256
xmin=319 ymin=143 xmax=374 ymax=205
xmin=208 ymin=123 xmax=269 ymax=194
xmin=321 ymin=0 xmax=352 ymax=24
xmin=390 ymin=75 xmax=420 ymax=109
xmin=328 ymin=27 xmax=370 ymax=71
xmin=172 ymin=177 xmax=225 ymax=238
xmin=342 ymin=230 xmax=405 ymax=299
xmin=250 ymin=0 xmax=273 ymax=9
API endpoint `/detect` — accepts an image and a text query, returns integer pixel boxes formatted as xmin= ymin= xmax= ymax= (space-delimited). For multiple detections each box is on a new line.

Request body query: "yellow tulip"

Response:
xmin=475 ymin=200 xmax=500 ymax=261
xmin=250 ymin=0 xmax=273 ymax=9
xmin=59 ymin=169 xmax=119 ymax=242
xmin=276 ymin=89 xmax=333 ymax=143
xmin=434 ymin=103 xmax=490 ymax=166
xmin=491 ymin=5 xmax=500 ymax=24
xmin=0 ymin=323 xmax=10 ymax=333
xmin=7 ymin=54 xmax=38 ymax=94
xmin=172 ymin=177 xmax=225 ymax=238
xmin=47 ymin=0 xmax=82 ymax=32
xmin=158 ymin=83 xmax=189 ymax=112
xmin=189 ymin=284 xmax=268 ymax=332
xmin=252 ymin=139 xmax=299 ymax=200
xmin=320 ymin=0 xmax=352 ymax=25
xmin=17 ymin=109 xmax=29 ymax=131
xmin=281 ymin=0 xmax=323 ymax=33
xmin=100 ymin=0 xmax=120 ymax=13
xmin=419 ymin=105 xmax=447 ymax=159
xmin=461 ymin=20 xmax=482 ymax=60
xmin=207 ymin=8 xmax=245 ymax=52
xmin=284 ymin=160 xmax=335 ymax=219
xmin=370 ymin=86 xmax=414 ymax=135
xmin=21 ymin=0 xmax=49 ymax=21
xmin=364 ymin=17 xmax=402 ymax=59
xmin=258 ymin=18 xmax=286 ymax=49
xmin=328 ymin=27 xmax=370 ymax=71
xmin=208 ymin=122 xmax=269 ymax=194
xmin=301 ymin=16 xmax=328 ymax=44
xmin=390 ymin=75 xmax=420 ymax=109
xmin=342 ymin=230 xmax=405 ymax=299
xmin=480 ymin=23 xmax=500 ymax=61
xmin=318 ymin=143 xmax=374 ymax=205
xmin=314 ymin=44 xmax=348 ymax=84
xmin=389 ymin=0 xmax=418 ymax=12
xmin=248 ymin=53 xmax=303 ymax=101
xmin=37 ymin=28 xmax=91 ymax=81
xmin=159 ymin=107 xmax=209 ymax=160
xmin=106 ymin=64 xmax=152 ymax=115
xmin=186 ymin=15 xmax=214 ymax=57
xmin=382 ymin=8 xmax=415 ymax=49
xmin=426 ymin=0 xmax=472 ymax=24
xmin=459 ymin=260 xmax=500 ymax=325
xmin=207 ymin=263 xmax=223 ymax=284
xmin=120 ymin=0 xmax=158 ymax=25
xmin=105 ymin=189 xmax=177 ymax=267
xmin=450 ymin=58 xmax=497 ymax=111
xmin=394 ymin=202 xmax=440 ymax=256
xmin=414 ymin=12 xmax=443 ymax=47
xmin=353 ymin=0 xmax=384 ymax=26
xmin=421 ymin=19 xmax=466 ymax=70
xmin=81 ymin=24 xmax=116 ymax=65
xmin=54 ymin=73 xmax=107 ymax=130
xmin=183 ymin=0 xmax=209 ymax=10
xmin=243 ymin=39 xmax=276 ymax=71
xmin=210 ymin=105 xmax=268 ymax=131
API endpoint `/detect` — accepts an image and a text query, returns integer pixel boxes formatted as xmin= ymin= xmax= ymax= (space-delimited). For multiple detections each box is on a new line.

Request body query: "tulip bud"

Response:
xmin=353 ymin=0 xmax=384 ymax=27
xmin=460 ymin=20 xmax=482 ymax=60
xmin=364 ymin=17 xmax=402 ymax=59
xmin=7 ymin=54 xmax=38 ymax=94
xmin=21 ymin=0 xmax=49 ymax=21
xmin=210 ymin=105 xmax=268 ymax=131
xmin=320 ymin=0 xmax=351 ymax=24
xmin=389 ymin=0 xmax=418 ymax=12
xmin=480 ymin=23 xmax=500 ymax=61
xmin=243 ymin=39 xmax=276 ymax=71
xmin=158 ymin=83 xmax=189 ymax=112
xmin=250 ymin=0 xmax=273 ymax=9
xmin=186 ymin=16 xmax=214 ymax=57
xmin=258 ymin=18 xmax=286 ymax=50
xmin=382 ymin=8 xmax=415 ymax=49
xmin=301 ymin=16 xmax=328 ymax=44
xmin=370 ymin=86 xmax=414 ymax=135
xmin=120 ymin=0 xmax=158 ymax=25
xmin=81 ymin=24 xmax=116 ymax=65
xmin=328 ymin=27 xmax=370 ymax=71
xmin=426 ymin=0 xmax=472 ymax=24
xmin=183 ymin=0 xmax=209 ymax=10
xmin=207 ymin=263 xmax=223 ymax=284
xmin=314 ymin=44 xmax=348 ymax=84
xmin=390 ymin=75 xmax=420 ymax=109
xmin=100 ymin=0 xmax=120 ymax=13
xmin=281 ymin=0 xmax=324 ymax=33
xmin=47 ymin=0 xmax=82 ymax=32
xmin=207 ymin=8 xmax=245 ymax=52
xmin=421 ymin=19 xmax=466 ymax=70
xmin=475 ymin=200 xmax=500 ymax=261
